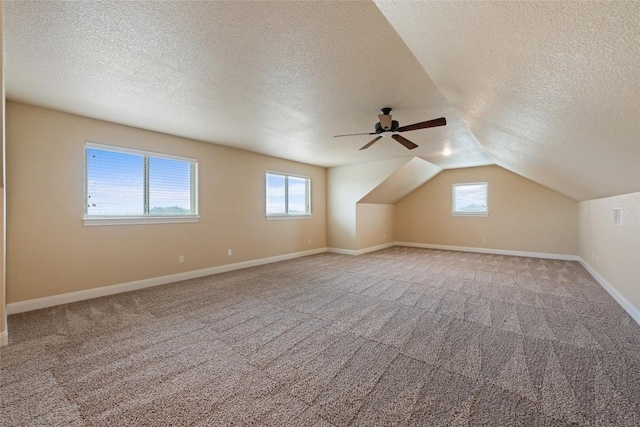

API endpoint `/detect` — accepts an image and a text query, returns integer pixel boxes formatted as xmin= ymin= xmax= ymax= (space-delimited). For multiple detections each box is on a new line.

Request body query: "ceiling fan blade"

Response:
xmin=392 ymin=134 xmax=418 ymax=150
xmin=378 ymin=114 xmax=392 ymax=130
xmin=334 ymin=132 xmax=376 ymax=138
xmin=359 ymin=136 xmax=382 ymax=150
xmin=396 ymin=117 xmax=446 ymax=132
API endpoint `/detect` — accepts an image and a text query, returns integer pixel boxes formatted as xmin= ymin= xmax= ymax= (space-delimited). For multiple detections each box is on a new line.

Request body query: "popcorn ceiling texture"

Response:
xmin=3 ymin=1 xmax=491 ymax=171
xmin=5 ymin=2 xmax=639 ymax=200
xmin=2 ymin=248 xmax=639 ymax=425
xmin=375 ymin=1 xmax=640 ymax=200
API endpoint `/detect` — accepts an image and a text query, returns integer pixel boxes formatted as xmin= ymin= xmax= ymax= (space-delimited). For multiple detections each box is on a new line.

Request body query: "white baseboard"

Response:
xmin=395 ymin=242 xmax=579 ymax=261
xmin=327 ymin=242 xmax=395 ymax=256
xmin=6 ymin=247 xmax=328 ymax=315
xmin=578 ymin=257 xmax=640 ymax=325
xmin=9 ymin=243 xmax=636 ymax=329
xmin=0 ymin=330 xmax=7 ymax=346
xmin=326 ymin=247 xmax=359 ymax=256
xmin=358 ymin=242 xmax=396 ymax=255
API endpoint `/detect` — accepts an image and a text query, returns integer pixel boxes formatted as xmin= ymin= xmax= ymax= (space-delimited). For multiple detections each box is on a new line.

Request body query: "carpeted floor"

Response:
xmin=2 ymin=247 xmax=639 ymax=426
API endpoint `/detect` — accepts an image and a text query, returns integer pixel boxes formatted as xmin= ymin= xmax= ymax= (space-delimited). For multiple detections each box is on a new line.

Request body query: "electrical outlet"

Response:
xmin=483 ymin=236 xmax=488 ymax=243
xmin=179 ymin=255 xmax=184 ymax=263
xmin=227 ymin=249 xmax=232 ymax=256
xmin=307 ymin=238 xmax=311 ymax=244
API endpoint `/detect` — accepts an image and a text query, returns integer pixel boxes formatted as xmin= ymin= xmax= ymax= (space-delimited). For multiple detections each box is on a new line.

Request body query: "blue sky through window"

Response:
xmin=266 ymin=173 xmax=286 ymax=214
xmin=266 ymin=173 xmax=310 ymax=215
xmin=86 ymin=149 xmax=144 ymax=215
xmin=288 ymin=176 xmax=307 ymax=214
xmin=149 ymin=157 xmax=192 ymax=214
xmin=86 ymin=147 xmax=194 ymax=216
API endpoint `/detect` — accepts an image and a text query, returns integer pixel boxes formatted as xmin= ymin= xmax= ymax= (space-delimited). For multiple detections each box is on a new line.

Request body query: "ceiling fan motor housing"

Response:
xmin=375 ymin=120 xmax=399 ymax=133
xmin=333 ymin=106 xmax=446 ymax=151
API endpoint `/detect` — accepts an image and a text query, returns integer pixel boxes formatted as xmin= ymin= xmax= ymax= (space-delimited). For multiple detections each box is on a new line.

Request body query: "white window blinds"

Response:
xmin=85 ymin=143 xmax=198 ymax=220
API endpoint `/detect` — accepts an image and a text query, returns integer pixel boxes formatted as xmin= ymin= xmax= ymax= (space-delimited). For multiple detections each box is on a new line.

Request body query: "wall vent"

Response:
xmin=613 ymin=208 xmax=622 ymax=226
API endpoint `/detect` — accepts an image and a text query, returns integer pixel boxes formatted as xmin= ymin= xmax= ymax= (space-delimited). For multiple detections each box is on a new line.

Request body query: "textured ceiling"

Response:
xmin=5 ymin=1 xmax=639 ymax=201
xmin=3 ymin=1 xmax=491 ymax=170
xmin=359 ymin=157 xmax=441 ymax=204
xmin=375 ymin=1 xmax=640 ymax=200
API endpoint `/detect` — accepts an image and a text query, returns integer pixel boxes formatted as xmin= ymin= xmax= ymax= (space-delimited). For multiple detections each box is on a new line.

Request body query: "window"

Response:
xmin=452 ymin=182 xmax=488 ymax=216
xmin=266 ymin=172 xmax=311 ymax=217
xmin=84 ymin=142 xmax=198 ymax=225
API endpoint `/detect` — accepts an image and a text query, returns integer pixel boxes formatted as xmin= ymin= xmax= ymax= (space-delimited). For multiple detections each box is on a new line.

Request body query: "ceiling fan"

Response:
xmin=334 ymin=107 xmax=446 ymax=150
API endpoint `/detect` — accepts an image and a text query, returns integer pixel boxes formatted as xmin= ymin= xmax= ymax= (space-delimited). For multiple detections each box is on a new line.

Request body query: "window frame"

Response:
xmin=451 ymin=182 xmax=489 ymax=217
xmin=83 ymin=142 xmax=199 ymax=226
xmin=265 ymin=171 xmax=311 ymax=219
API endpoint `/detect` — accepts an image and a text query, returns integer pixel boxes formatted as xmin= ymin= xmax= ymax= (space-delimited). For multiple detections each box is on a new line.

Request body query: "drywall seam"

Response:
xmin=327 ymin=242 xmax=395 ymax=256
xmin=395 ymin=242 xmax=579 ymax=261
xmin=6 ymin=247 xmax=327 ymax=315
xmin=578 ymin=257 xmax=640 ymax=325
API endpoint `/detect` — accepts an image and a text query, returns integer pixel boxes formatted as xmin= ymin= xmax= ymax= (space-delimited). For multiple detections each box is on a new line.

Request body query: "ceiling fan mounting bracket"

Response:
xmin=380 ymin=107 xmax=392 ymax=115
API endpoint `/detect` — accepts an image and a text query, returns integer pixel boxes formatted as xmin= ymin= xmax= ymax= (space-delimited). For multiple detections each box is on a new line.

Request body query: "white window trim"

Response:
xmin=451 ymin=182 xmax=489 ymax=217
xmin=85 ymin=142 xmax=197 ymax=163
xmin=83 ymin=215 xmax=200 ymax=226
xmin=266 ymin=214 xmax=312 ymax=221
xmin=265 ymin=171 xmax=312 ymax=218
xmin=84 ymin=142 xmax=199 ymax=226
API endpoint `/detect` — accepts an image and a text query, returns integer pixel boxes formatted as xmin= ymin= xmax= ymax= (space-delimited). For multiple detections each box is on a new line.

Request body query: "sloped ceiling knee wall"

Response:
xmin=327 ymin=157 xmax=441 ymax=251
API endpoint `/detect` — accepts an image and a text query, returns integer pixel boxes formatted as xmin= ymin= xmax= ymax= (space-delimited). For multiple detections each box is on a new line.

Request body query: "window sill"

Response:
xmin=451 ymin=212 xmax=489 ymax=217
xmin=83 ymin=215 xmax=200 ymax=226
xmin=266 ymin=214 xmax=312 ymax=221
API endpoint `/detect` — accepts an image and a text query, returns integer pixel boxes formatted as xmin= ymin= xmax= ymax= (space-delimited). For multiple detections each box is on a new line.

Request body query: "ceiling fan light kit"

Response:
xmin=335 ymin=107 xmax=446 ymax=150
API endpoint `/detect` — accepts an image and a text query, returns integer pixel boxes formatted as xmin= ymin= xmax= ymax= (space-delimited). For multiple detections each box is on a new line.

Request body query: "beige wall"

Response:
xmin=1 ymin=1 xmax=6 ymax=340
xmin=1 ymin=189 xmax=4 ymax=339
xmin=327 ymin=157 xmax=408 ymax=250
xmin=6 ymin=102 xmax=326 ymax=303
xmin=396 ymin=165 xmax=578 ymax=255
xmin=356 ymin=203 xmax=395 ymax=250
xmin=579 ymin=192 xmax=640 ymax=314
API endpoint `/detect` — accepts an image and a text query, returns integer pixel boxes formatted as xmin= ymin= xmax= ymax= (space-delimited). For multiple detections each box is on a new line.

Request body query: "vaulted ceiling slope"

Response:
xmin=375 ymin=1 xmax=640 ymax=201
xmin=359 ymin=157 xmax=441 ymax=205
xmin=4 ymin=2 xmax=638 ymax=201
xmin=4 ymin=1 xmax=491 ymax=171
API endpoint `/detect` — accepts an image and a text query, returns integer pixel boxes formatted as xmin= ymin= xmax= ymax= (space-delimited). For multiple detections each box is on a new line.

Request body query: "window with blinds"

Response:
xmin=84 ymin=142 xmax=198 ymax=225
xmin=266 ymin=172 xmax=311 ymax=217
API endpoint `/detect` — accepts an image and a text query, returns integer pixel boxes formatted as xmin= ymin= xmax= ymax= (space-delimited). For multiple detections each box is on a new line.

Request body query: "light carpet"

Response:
xmin=1 ymin=247 xmax=639 ymax=426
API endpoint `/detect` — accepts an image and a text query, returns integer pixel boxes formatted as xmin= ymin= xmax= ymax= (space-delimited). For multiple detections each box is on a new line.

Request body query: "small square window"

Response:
xmin=452 ymin=182 xmax=488 ymax=216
